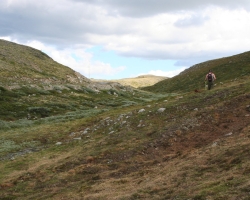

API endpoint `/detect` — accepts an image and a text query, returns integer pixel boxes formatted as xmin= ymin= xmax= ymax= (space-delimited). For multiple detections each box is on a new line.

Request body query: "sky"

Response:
xmin=1 ymin=0 xmax=250 ymax=80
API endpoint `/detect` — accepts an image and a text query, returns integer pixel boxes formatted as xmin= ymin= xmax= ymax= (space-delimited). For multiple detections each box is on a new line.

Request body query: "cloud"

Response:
xmin=71 ymin=0 xmax=250 ymax=17
xmin=174 ymin=13 xmax=209 ymax=28
xmin=48 ymin=48 xmax=126 ymax=79
xmin=22 ymin=39 xmax=126 ymax=78
xmin=1 ymin=0 xmax=250 ymax=80
xmin=147 ymin=68 xmax=187 ymax=78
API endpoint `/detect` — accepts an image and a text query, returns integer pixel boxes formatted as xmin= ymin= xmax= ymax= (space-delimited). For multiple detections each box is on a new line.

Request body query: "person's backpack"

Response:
xmin=207 ymin=73 xmax=213 ymax=82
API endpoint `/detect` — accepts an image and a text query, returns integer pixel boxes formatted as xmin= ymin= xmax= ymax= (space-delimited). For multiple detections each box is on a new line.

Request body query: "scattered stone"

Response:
xmin=182 ymin=126 xmax=189 ymax=131
xmin=82 ymin=128 xmax=90 ymax=134
xmin=194 ymin=108 xmax=198 ymax=111
xmin=121 ymin=121 xmax=127 ymax=125
xmin=73 ymin=137 xmax=82 ymax=140
xmin=109 ymin=131 xmax=115 ymax=134
xmin=69 ymin=132 xmax=76 ymax=137
xmin=158 ymin=108 xmax=166 ymax=113
xmin=117 ymin=114 xmax=124 ymax=121
xmin=56 ymin=142 xmax=62 ymax=145
xmin=164 ymin=100 xmax=168 ymax=102
xmin=137 ymin=120 xmax=144 ymax=127
xmin=138 ymin=109 xmax=145 ymax=113
xmin=225 ymin=132 xmax=233 ymax=136
xmin=212 ymin=142 xmax=218 ymax=147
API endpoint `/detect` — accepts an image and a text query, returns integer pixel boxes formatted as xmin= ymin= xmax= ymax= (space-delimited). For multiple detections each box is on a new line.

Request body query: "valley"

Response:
xmin=0 ymin=40 xmax=250 ymax=199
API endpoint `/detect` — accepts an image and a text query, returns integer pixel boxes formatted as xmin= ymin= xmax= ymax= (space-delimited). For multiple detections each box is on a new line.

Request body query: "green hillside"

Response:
xmin=0 ymin=39 xmax=90 ymax=86
xmin=0 ymin=40 xmax=163 ymax=122
xmin=143 ymin=51 xmax=250 ymax=93
xmin=0 ymin=41 xmax=250 ymax=199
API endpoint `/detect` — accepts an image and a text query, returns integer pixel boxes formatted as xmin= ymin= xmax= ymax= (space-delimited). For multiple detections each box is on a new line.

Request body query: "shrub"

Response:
xmin=28 ymin=107 xmax=51 ymax=118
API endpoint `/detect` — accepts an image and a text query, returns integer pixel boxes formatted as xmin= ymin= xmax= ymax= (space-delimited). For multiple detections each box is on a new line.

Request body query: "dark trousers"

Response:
xmin=207 ymin=81 xmax=213 ymax=90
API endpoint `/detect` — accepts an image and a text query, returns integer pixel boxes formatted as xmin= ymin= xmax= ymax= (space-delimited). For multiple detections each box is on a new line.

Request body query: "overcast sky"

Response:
xmin=1 ymin=0 xmax=250 ymax=79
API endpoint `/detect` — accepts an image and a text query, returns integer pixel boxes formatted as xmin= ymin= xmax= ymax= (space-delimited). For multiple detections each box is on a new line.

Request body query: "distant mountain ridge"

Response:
xmin=93 ymin=74 xmax=168 ymax=88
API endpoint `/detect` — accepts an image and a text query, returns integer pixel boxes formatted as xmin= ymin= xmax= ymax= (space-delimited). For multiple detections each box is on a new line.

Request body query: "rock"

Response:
xmin=69 ymin=132 xmax=76 ymax=137
xmin=137 ymin=120 xmax=143 ymax=127
xmin=158 ymin=108 xmax=166 ymax=113
xmin=56 ymin=142 xmax=62 ymax=145
xmin=194 ymin=108 xmax=198 ymax=111
xmin=73 ymin=137 xmax=82 ymax=140
xmin=225 ymin=132 xmax=233 ymax=136
xmin=212 ymin=142 xmax=218 ymax=147
xmin=121 ymin=121 xmax=127 ymax=125
xmin=138 ymin=109 xmax=145 ymax=113
xmin=82 ymin=128 xmax=90 ymax=134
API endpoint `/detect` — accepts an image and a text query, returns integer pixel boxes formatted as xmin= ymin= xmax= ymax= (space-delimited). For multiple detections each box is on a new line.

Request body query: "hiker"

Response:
xmin=205 ymin=70 xmax=216 ymax=90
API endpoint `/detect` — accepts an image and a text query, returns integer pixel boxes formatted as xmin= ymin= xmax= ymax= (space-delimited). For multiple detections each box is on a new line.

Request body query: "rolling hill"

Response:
xmin=0 ymin=40 xmax=250 ymax=199
xmin=0 ymin=39 xmax=161 ymax=122
xmin=143 ymin=51 xmax=250 ymax=93
xmin=93 ymin=75 xmax=168 ymax=88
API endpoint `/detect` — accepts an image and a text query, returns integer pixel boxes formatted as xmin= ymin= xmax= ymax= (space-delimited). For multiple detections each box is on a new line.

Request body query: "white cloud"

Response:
xmin=49 ymin=48 xmax=125 ymax=78
xmin=1 ymin=1 xmax=250 ymax=61
xmin=147 ymin=68 xmax=187 ymax=78
xmin=24 ymin=41 xmax=126 ymax=78
xmin=0 ymin=36 xmax=11 ymax=41
xmin=1 ymin=0 xmax=250 ymax=79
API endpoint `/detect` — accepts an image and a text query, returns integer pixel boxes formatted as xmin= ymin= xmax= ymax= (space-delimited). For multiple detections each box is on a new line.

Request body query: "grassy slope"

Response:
xmin=0 ymin=39 xmax=82 ymax=85
xmin=0 ymin=46 xmax=250 ymax=199
xmin=143 ymin=51 xmax=250 ymax=93
xmin=0 ymin=40 xmax=162 ymax=121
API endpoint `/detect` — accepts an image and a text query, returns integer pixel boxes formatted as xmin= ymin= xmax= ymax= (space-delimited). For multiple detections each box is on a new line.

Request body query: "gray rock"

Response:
xmin=73 ymin=137 xmax=82 ymax=140
xmin=138 ymin=109 xmax=145 ymax=113
xmin=56 ymin=142 xmax=62 ymax=145
xmin=225 ymin=132 xmax=233 ymax=136
xmin=158 ymin=108 xmax=166 ymax=113
xmin=212 ymin=142 xmax=218 ymax=147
